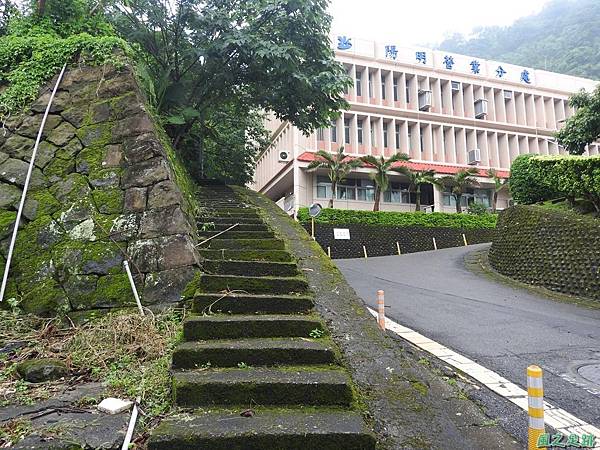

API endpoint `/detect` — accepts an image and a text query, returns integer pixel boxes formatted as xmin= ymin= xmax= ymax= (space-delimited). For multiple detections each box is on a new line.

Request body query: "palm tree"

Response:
xmin=441 ymin=168 xmax=480 ymax=213
xmin=307 ymin=146 xmax=362 ymax=208
xmin=360 ymin=153 xmax=410 ymax=211
xmin=486 ymin=168 xmax=509 ymax=213
xmin=394 ymin=166 xmax=442 ymax=211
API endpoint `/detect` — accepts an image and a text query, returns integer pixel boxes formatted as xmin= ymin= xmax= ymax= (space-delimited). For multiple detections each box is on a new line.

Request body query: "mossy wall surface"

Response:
xmin=489 ymin=205 xmax=600 ymax=301
xmin=306 ymin=223 xmax=494 ymax=259
xmin=0 ymin=64 xmax=200 ymax=315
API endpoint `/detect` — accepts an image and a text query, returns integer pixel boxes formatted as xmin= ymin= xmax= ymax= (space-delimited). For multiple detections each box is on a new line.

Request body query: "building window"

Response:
xmin=408 ymin=130 xmax=412 ymax=151
xmin=356 ymin=72 xmax=362 ymax=97
xmin=357 ymin=119 xmax=363 ymax=145
xmin=393 ymin=78 xmax=399 ymax=101
xmin=420 ymin=128 xmax=425 ymax=153
xmin=370 ymin=123 xmax=375 ymax=146
xmin=442 ymin=188 xmax=491 ymax=207
xmin=381 ymin=75 xmax=386 ymax=100
xmin=395 ymin=124 xmax=400 ymax=149
xmin=318 ymin=177 xmax=375 ymax=202
xmin=368 ymin=73 xmax=373 ymax=98
xmin=405 ymin=78 xmax=410 ymax=103
xmin=316 ymin=176 xmax=333 ymax=199
xmin=384 ymin=182 xmax=415 ymax=204
xmin=317 ymin=128 xmax=325 ymax=141
xmin=344 ymin=119 xmax=351 ymax=145
xmin=357 ymin=179 xmax=375 ymax=201
xmin=331 ymin=121 xmax=337 ymax=143
xmin=383 ymin=126 xmax=388 ymax=148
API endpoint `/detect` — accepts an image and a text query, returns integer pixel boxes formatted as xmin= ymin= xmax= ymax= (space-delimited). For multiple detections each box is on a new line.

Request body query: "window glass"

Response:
xmin=356 ymin=73 xmax=362 ymax=97
xmin=381 ymin=75 xmax=386 ymax=99
xmin=357 ymin=120 xmax=363 ymax=145
xmin=317 ymin=128 xmax=325 ymax=141
xmin=330 ymin=122 xmax=337 ymax=143
xmin=393 ymin=79 xmax=398 ymax=101
xmin=383 ymin=128 xmax=388 ymax=148
xmin=344 ymin=119 xmax=351 ymax=144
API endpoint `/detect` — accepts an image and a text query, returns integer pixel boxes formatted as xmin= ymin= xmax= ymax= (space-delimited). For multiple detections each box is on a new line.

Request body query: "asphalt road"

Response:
xmin=336 ymin=244 xmax=600 ymax=429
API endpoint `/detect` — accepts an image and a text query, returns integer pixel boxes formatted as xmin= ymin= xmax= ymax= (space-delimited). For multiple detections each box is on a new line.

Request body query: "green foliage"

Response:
xmin=307 ymin=147 xmax=362 ymax=207
xmin=360 ymin=153 xmax=409 ymax=211
xmin=393 ymin=166 xmax=441 ymax=211
xmin=509 ymin=154 xmax=561 ymax=204
xmin=467 ymin=203 xmax=489 ymax=215
xmin=297 ymin=207 xmax=498 ymax=229
xmin=438 ymin=0 xmax=600 ymax=80
xmin=555 ymin=86 xmax=600 ymax=155
xmin=441 ymin=168 xmax=480 ymax=213
xmin=0 ymin=9 xmax=129 ymax=119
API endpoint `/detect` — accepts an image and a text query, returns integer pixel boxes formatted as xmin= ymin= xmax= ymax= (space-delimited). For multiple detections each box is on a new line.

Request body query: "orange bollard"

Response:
xmin=377 ymin=290 xmax=385 ymax=330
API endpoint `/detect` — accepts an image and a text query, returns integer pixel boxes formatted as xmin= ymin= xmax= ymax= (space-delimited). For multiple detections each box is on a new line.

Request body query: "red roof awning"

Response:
xmin=296 ymin=151 xmax=509 ymax=178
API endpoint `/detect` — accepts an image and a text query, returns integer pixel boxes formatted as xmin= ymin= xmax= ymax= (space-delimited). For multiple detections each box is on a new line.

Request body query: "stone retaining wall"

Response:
xmin=304 ymin=223 xmax=495 ymax=259
xmin=0 ymin=64 xmax=200 ymax=316
xmin=489 ymin=206 xmax=600 ymax=301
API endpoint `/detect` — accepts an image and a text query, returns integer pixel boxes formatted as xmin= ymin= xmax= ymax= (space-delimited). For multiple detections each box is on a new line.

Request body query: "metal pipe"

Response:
xmin=123 ymin=261 xmax=144 ymax=316
xmin=0 ymin=63 xmax=68 ymax=302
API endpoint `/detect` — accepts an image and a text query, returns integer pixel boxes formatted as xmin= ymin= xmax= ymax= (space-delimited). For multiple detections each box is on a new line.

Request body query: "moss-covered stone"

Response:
xmin=93 ymin=273 xmax=132 ymax=308
xmin=92 ymin=188 xmax=123 ymax=214
xmin=0 ymin=209 xmax=16 ymax=240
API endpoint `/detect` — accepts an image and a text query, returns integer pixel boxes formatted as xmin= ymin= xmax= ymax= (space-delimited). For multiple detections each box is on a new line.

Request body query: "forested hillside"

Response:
xmin=437 ymin=0 xmax=600 ymax=80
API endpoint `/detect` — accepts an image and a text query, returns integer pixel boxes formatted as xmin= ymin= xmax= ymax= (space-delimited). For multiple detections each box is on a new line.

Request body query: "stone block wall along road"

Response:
xmin=304 ymin=223 xmax=495 ymax=259
xmin=489 ymin=205 xmax=600 ymax=302
xmin=0 ymin=64 xmax=200 ymax=316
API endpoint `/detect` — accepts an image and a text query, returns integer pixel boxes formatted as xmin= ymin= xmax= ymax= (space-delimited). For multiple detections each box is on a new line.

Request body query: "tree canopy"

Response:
xmin=555 ymin=86 xmax=600 ymax=155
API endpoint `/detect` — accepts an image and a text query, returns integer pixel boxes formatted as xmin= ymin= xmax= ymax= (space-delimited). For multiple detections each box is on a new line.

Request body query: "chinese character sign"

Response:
xmin=537 ymin=433 xmax=596 ymax=448
xmin=415 ymin=51 xmax=426 ymax=64
xmin=470 ymin=60 xmax=481 ymax=74
xmin=443 ymin=55 xmax=455 ymax=70
xmin=520 ymin=69 xmax=531 ymax=84
xmin=337 ymin=36 xmax=352 ymax=50
xmin=385 ymin=45 xmax=398 ymax=60
xmin=496 ymin=66 xmax=507 ymax=78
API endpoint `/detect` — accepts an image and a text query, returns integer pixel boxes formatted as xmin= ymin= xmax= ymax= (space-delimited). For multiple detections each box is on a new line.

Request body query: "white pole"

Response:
xmin=462 ymin=233 xmax=468 ymax=246
xmin=377 ymin=290 xmax=385 ymax=330
xmin=432 ymin=237 xmax=438 ymax=250
xmin=123 ymin=261 xmax=144 ymax=316
xmin=396 ymin=241 xmax=401 ymax=255
xmin=121 ymin=396 xmax=141 ymax=450
xmin=0 ymin=63 xmax=67 ymax=302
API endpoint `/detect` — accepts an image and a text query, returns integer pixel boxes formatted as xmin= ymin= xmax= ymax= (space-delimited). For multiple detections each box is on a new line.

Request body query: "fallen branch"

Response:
xmin=195 ymin=223 xmax=239 ymax=247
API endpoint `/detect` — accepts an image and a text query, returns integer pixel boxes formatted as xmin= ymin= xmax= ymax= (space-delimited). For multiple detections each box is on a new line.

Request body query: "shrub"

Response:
xmin=509 ymin=154 xmax=560 ymax=204
xmin=467 ymin=203 xmax=489 ymax=215
xmin=297 ymin=207 xmax=497 ymax=229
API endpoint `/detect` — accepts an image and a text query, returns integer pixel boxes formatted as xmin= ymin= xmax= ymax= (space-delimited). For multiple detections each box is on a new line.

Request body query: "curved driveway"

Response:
xmin=336 ymin=244 xmax=600 ymax=428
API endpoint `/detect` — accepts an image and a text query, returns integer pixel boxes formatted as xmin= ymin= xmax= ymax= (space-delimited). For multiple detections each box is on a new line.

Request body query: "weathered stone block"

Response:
xmin=112 ymin=114 xmax=154 ymax=141
xmin=61 ymin=106 xmax=89 ymax=128
xmin=64 ymin=274 xmax=99 ymax=309
xmin=89 ymin=169 xmax=120 ymax=189
xmin=103 ymin=145 xmax=122 ymax=168
xmin=155 ymin=234 xmax=199 ymax=270
xmin=127 ymin=238 xmax=159 ymax=272
xmin=108 ymin=213 xmax=140 ymax=241
xmin=3 ymin=134 xmax=35 ymax=159
xmin=0 ymin=182 xmax=22 ymax=208
xmin=56 ymin=137 xmax=83 ymax=160
xmin=18 ymin=114 xmax=62 ymax=139
xmin=122 ymin=133 xmax=163 ymax=163
xmin=121 ymin=157 xmax=169 ymax=188
xmin=139 ymin=205 xmax=190 ymax=238
xmin=147 ymin=180 xmax=182 ymax=209
xmin=31 ymin=90 xmax=71 ymax=113
xmin=142 ymin=267 xmax=197 ymax=304
xmin=0 ymin=158 xmax=47 ymax=189
xmin=16 ymin=358 xmax=68 ymax=382
xmin=47 ymin=122 xmax=76 ymax=146
xmin=50 ymin=173 xmax=91 ymax=203
xmin=123 ymin=187 xmax=147 ymax=212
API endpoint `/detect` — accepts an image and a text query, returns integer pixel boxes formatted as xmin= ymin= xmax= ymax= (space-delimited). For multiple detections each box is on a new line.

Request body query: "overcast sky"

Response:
xmin=329 ymin=0 xmax=552 ymax=47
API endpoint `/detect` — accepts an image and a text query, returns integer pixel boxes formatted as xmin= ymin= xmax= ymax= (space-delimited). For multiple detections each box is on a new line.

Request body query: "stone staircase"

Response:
xmin=148 ymin=184 xmax=375 ymax=449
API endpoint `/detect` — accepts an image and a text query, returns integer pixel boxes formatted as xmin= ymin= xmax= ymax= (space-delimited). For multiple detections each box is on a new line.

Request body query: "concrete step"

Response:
xmin=206 ymin=223 xmax=270 ymax=232
xmin=172 ymin=338 xmax=336 ymax=368
xmin=202 ymin=259 xmax=298 ymax=277
xmin=201 ymin=209 xmax=261 ymax=218
xmin=183 ymin=314 xmax=323 ymax=340
xmin=148 ymin=409 xmax=376 ymax=450
xmin=173 ymin=367 xmax=352 ymax=407
xmin=192 ymin=292 xmax=314 ymax=314
xmin=198 ymin=230 xmax=275 ymax=240
xmin=197 ymin=274 xmax=308 ymax=295
xmin=198 ymin=249 xmax=292 ymax=262
xmin=203 ymin=238 xmax=285 ymax=250
xmin=203 ymin=217 xmax=264 ymax=225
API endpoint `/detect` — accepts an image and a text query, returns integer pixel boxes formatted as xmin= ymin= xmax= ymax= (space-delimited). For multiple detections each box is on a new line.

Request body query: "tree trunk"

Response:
xmin=415 ymin=185 xmax=421 ymax=211
xmin=38 ymin=0 xmax=46 ymax=15
xmin=329 ymin=182 xmax=336 ymax=208
xmin=373 ymin=187 xmax=380 ymax=212
xmin=492 ymin=191 xmax=498 ymax=213
xmin=455 ymin=195 xmax=462 ymax=213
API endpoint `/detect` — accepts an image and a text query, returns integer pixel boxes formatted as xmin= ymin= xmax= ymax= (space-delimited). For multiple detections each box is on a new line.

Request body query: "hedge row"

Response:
xmin=510 ymin=154 xmax=600 ymax=211
xmin=297 ymin=208 xmax=498 ymax=229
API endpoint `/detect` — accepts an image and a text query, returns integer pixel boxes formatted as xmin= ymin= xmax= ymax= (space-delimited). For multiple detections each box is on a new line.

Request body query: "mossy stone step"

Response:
xmin=173 ymin=367 xmax=352 ymax=407
xmin=204 ymin=217 xmax=264 ymax=224
xmin=198 ymin=230 xmax=275 ymax=239
xmin=192 ymin=293 xmax=314 ymax=314
xmin=172 ymin=338 xmax=335 ymax=368
xmin=204 ymin=238 xmax=285 ymax=250
xmin=201 ymin=210 xmax=261 ymax=218
xmin=197 ymin=274 xmax=308 ymax=295
xmin=147 ymin=409 xmax=376 ymax=450
xmin=183 ymin=314 xmax=323 ymax=340
xmin=198 ymin=249 xmax=292 ymax=262
xmin=199 ymin=223 xmax=269 ymax=232
xmin=202 ymin=259 xmax=298 ymax=277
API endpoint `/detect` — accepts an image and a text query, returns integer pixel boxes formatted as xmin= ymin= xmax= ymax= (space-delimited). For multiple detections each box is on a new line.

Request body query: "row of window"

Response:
xmin=315 ymin=176 xmax=491 ymax=207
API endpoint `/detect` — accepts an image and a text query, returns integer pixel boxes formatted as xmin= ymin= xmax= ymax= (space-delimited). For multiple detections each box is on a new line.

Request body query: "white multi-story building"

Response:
xmin=252 ymin=34 xmax=598 ymax=214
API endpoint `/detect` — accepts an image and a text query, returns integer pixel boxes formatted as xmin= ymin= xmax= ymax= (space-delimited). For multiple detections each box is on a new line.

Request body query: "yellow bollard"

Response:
xmin=432 ymin=237 xmax=438 ymax=250
xmin=363 ymin=245 xmax=368 ymax=260
xmin=377 ymin=290 xmax=385 ymax=330
xmin=462 ymin=233 xmax=468 ymax=246
xmin=327 ymin=246 xmax=331 ymax=258
xmin=396 ymin=241 xmax=401 ymax=255
xmin=527 ymin=365 xmax=545 ymax=450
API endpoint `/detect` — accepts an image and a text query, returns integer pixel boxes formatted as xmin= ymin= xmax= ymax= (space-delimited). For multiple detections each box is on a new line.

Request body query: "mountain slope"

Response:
xmin=437 ymin=0 xmax=600 ymax=80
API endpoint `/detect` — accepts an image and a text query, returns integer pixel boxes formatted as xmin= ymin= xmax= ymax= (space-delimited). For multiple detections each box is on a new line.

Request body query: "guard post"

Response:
xmin=377 ymin=290 xmax=385 ymax=330
xmin=527 ymin=365 xmax=545 ymax=450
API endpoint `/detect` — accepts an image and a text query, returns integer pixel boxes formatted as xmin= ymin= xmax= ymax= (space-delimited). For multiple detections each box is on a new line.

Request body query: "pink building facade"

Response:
xmin=252 ymin=35 xmax=598 ymax=214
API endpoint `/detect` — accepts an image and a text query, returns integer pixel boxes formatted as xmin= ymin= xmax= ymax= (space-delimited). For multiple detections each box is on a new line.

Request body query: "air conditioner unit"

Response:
xmin=503 ymin=90 xmax=513 ymax=100
xmin=278 ymin=150 xmax=292 ymax=162
xmin=451 ymin=81 xmax=461 ymax=92
xmin=474 ymin=98 xmax=488 ymax=119
xmin=467 ymin=148 xmax=481 ymax=165
xmin=418 ymin=89 xmax=432 ymax=111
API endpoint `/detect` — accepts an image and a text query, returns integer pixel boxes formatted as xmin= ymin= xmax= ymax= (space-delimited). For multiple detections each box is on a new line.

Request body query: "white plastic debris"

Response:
xmin=98 ymin=397 xmax=133 ymax=415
